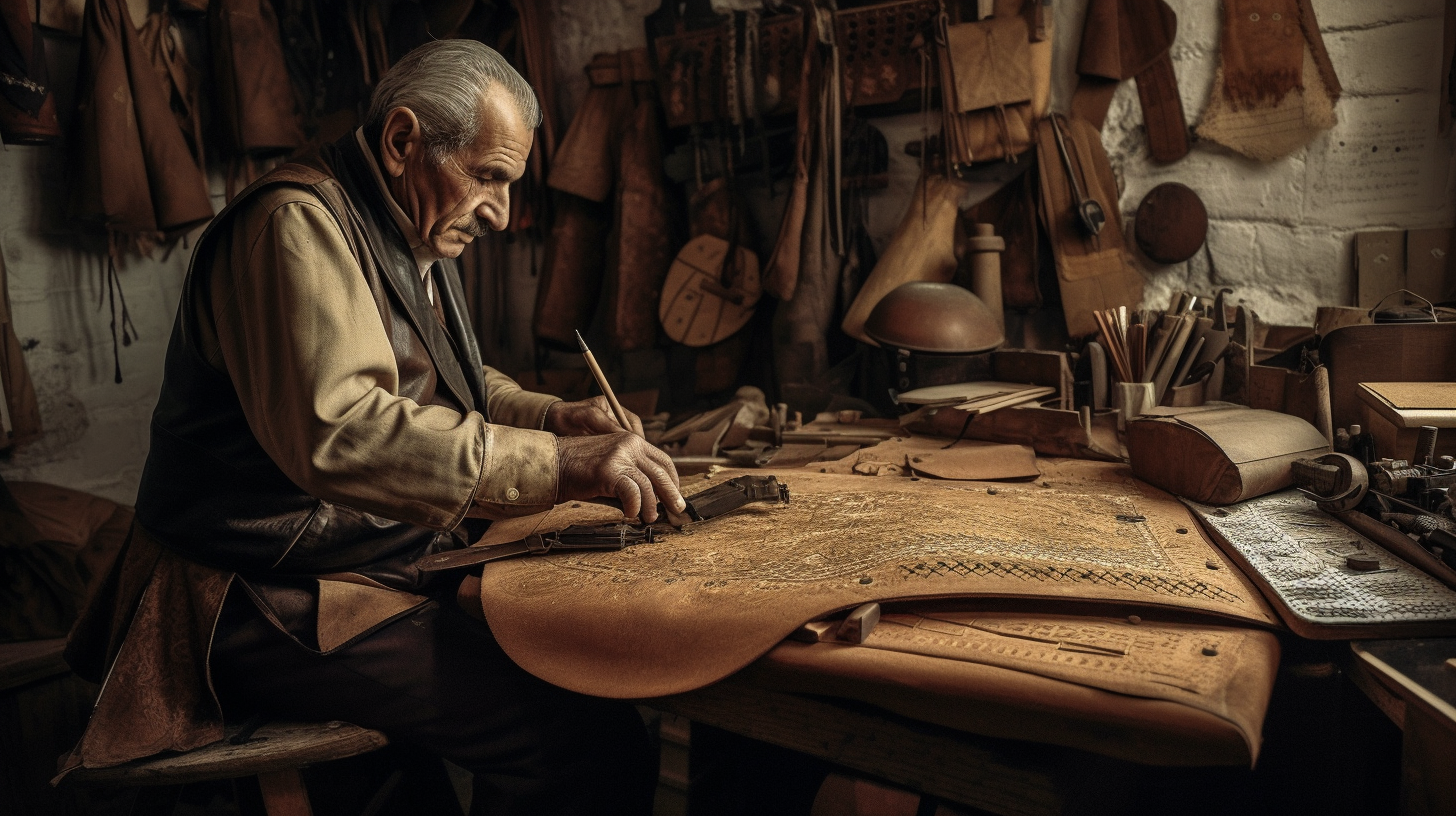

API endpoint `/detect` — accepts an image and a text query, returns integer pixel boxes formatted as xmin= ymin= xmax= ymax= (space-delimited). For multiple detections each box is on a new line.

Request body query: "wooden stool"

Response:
xmin=67 ymin=720 xmax=389 ymax=816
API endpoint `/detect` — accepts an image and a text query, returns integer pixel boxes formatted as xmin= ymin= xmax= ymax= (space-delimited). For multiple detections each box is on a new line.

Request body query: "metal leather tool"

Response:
xmin=1049 ymin=114 xmax=1105 ymax=237
xmin=415 ymin=475 xmax=790 ymax=572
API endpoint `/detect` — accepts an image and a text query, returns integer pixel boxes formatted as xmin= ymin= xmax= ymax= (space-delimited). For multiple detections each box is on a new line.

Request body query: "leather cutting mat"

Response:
xmin=478 ymin=460 xmax=1277 ymax=697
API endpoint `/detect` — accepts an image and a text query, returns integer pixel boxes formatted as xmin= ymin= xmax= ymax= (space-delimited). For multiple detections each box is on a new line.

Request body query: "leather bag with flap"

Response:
xmin=936 ymin=0 xmax=1050 ymax=167
xmin=1126 ymin=407 xmax=1330 ymax=505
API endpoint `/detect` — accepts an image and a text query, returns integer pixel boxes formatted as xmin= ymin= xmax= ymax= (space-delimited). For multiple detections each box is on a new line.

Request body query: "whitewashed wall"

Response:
xmin=1 ymin=0 xmax=1450 ymax=502
xmin=1100 ymin=0 xmax=1456 ymax=325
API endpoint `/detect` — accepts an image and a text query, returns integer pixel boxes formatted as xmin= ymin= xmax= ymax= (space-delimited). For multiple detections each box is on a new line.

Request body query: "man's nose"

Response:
xmin=478 ymin=188 xmax=509 ymax=232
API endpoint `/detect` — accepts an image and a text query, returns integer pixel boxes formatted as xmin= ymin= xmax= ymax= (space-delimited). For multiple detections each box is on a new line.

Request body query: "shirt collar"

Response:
xmin=354 ymin=127 xmax=442 ymax=280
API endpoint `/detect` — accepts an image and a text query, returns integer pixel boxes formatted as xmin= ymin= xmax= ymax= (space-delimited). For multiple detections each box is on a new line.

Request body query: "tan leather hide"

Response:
xmin=478 ymin=460 xmax=1277 ymax=699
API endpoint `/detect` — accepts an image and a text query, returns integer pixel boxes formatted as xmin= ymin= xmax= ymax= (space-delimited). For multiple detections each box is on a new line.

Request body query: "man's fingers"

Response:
xmin=613 ymin=474 xmax=643 ymax=522
xmin=642 ymin=442 xmax=682 ymax=489
xmin=627 ymin=410 xmax=645 ymax=438
xmin=626 ymin=468 xmax=659 ymax=523
xmin=644 ymin=461 xmax=686 ymax=514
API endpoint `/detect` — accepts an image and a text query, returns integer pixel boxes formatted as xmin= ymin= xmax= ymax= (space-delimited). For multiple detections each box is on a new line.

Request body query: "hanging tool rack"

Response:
xmin=652 ymin=0 xmax=941 ymax=129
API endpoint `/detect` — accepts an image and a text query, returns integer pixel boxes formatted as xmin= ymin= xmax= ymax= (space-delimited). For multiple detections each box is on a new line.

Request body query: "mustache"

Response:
xmin=453 ymin=216 xmax=492 ymax=238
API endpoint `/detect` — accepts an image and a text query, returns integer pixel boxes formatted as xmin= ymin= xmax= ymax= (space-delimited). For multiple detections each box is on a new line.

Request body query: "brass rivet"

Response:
xmin=1249 ymin=12 xmax=1259 ymax=20
xmin=1271 ymin=12 xmax=1281 ymax=20
xmin=506 ymin=487 xmax=520 ymax=501
xmin=1202 ymin=646 xmax=1219 ymax=656
xmin=1127 ymin=615 xmax=1141 ymax=624
xmin=859 ymin=576 xmax=873 ymax=584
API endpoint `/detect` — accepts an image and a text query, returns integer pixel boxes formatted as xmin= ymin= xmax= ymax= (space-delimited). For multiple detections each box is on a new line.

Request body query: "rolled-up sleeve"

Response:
xmin=482 ymin=366 xmax=561 ymax=430
xmin=209 ymin=191 xmax=558 ymax=528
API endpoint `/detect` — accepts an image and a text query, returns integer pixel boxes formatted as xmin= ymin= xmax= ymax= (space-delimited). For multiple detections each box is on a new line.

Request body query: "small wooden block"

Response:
xmin=835 ymin=603 xmax=882 ymax=644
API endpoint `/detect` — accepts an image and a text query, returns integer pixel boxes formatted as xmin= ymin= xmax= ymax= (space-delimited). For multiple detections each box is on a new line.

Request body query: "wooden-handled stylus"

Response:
xmin=576 ymin=330 xmax=640 ymax=437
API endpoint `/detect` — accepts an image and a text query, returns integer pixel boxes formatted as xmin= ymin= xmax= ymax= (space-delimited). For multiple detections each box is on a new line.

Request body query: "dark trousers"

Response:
xmin=209 ymin=587 xmax=656 ymax=816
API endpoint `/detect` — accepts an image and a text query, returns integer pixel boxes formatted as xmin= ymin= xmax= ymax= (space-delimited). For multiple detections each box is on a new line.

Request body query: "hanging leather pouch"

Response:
xmin=936 ymin=0 xmax=1048 ymax=167
xmin=945 ymin=16 xmax=1031 ymax=112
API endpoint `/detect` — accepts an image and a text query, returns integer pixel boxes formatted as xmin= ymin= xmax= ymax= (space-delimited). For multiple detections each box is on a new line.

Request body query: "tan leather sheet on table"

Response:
xmin=817 ymin=436 xmax=1039 ymax=481
xmin=746 ymin=610 xmax=1280 ymax=767
xmin=478 ymin=461 xmax=1277 ymax=698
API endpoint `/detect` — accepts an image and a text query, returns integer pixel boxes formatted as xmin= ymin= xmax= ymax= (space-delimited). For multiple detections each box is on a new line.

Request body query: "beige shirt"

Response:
xmin=196 ymin=177 xmax=561 ymax=528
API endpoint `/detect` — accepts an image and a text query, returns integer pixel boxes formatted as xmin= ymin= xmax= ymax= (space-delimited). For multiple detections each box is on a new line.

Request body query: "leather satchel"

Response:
xmin=1126 ymin=406 xmax=1330 ymax=505
xmin=936 ymin=0 xmax=1049 ymax=168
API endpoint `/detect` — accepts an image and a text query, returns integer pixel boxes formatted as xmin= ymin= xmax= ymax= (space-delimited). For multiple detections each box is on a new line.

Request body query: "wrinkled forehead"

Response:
xmin=453 ymin=93 xmax=534 ymax=166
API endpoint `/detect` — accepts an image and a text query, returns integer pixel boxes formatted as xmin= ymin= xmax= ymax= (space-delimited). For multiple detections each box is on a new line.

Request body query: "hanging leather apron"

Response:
xmin=72 ymin=0 xmax=213 ymax=239
xmin=210 ymin=0 xmax=304 ymax=158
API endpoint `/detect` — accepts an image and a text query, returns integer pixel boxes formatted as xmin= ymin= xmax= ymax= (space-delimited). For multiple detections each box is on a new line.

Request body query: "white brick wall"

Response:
xmin=1105 ymin=0 xmax=1455 ymax=324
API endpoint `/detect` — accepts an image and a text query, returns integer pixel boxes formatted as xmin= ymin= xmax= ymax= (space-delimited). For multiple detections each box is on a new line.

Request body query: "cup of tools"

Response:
xmin=1114 ymin=381 xmax=1157 ymax=430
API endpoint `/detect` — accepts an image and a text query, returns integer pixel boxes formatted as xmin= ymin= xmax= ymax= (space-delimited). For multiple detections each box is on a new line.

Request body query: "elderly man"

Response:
xmin=62 ymin=41 xmax=675 ymax=814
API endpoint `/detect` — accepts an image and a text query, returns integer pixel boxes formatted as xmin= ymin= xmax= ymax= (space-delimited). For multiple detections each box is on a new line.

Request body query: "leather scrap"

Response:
xmin=819 ymin=435 xmax=1039 ymax=481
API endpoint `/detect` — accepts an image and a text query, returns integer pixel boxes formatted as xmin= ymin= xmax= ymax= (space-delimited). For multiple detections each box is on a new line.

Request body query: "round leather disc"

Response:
xmin=1134 ymin=182 xmax=1208 ymax=264
xmin=659 ymin=235 xmax=762 ymax=348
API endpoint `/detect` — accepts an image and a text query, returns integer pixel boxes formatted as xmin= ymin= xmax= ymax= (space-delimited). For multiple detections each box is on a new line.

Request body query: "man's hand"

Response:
xmin=544 ymin=397 xmax=645 ymax=437
xmin=556 ymin=432 xmax=684 ymax=523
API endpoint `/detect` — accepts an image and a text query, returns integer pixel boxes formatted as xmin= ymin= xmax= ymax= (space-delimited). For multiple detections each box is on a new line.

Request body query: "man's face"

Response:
xmin=382 ymin=93 xmax=534 ymax=258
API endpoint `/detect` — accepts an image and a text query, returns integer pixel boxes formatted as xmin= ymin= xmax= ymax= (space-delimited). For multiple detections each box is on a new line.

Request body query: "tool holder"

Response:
xmin=653 ymin=0 xmax=940 ymax=129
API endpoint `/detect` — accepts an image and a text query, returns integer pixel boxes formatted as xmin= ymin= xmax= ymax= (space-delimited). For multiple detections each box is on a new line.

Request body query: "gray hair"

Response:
xmin=366 ymin=40 xmax=541 ymax=163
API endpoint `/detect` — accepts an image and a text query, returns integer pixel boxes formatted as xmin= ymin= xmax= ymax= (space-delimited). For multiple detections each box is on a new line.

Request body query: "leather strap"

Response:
xmin=1072 ymin=0 xmax=1188 ymax=162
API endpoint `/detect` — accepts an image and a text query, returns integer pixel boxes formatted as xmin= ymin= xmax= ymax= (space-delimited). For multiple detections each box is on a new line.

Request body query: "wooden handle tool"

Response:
xmin=576 ymin=330 xmax=640 ymax=438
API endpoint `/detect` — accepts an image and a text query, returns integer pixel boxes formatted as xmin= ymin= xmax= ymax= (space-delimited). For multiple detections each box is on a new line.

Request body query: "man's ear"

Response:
xmin=379 ymin=107 xmax=422 ymax=178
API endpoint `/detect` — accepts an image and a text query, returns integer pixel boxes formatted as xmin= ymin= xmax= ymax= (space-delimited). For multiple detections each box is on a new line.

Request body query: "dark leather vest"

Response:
xmin=134 ymin=135 xmax=490 ymax=586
